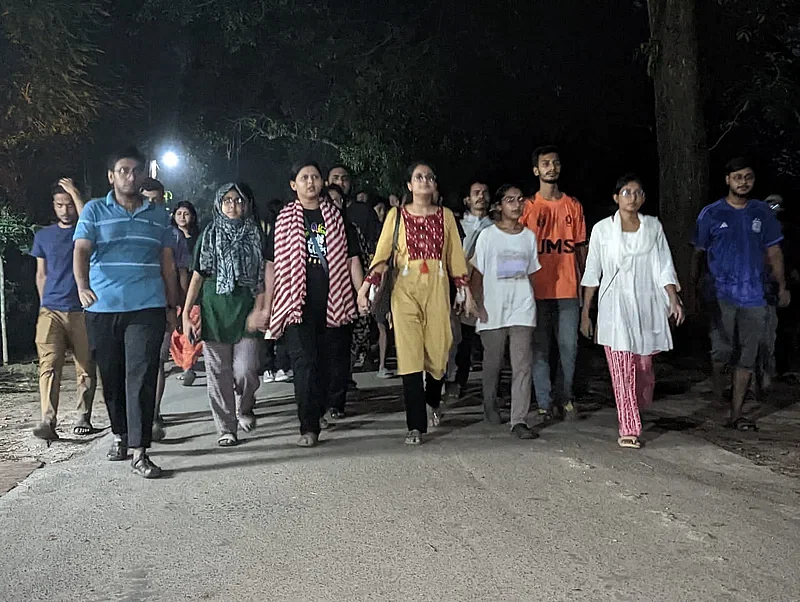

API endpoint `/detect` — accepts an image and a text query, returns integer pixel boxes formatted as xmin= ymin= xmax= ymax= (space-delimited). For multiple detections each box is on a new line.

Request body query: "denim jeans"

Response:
xmin=532 ymin=298 xmax=580 ymax=410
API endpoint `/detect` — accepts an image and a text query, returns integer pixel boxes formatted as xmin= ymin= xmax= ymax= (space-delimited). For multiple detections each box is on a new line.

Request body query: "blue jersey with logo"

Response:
xmin=693 ymin=199 xmax=783 ymax=307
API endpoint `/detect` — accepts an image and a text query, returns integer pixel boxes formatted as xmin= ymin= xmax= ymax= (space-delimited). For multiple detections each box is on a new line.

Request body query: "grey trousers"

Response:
xmin=204 ymin=338 xmax=261 ymax=435
xmin=480 ymin=326 xmax=534 ymax=427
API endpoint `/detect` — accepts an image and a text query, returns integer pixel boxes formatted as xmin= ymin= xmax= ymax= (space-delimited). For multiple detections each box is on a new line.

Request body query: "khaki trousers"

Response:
xmin=35 ymin=308 xmax=96 ymax=426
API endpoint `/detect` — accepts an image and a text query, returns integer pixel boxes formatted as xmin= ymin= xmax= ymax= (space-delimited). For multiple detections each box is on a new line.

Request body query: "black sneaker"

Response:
xmin=131 ymin=454 xmax=162 ymax=479
xmin=107 ymin=438 xmax=128 ymax=461
xmin=511 ymin=424 xmax=537 ymax=439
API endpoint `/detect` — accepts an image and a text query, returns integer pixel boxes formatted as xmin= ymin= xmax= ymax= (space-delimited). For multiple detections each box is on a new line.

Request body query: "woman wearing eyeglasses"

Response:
xmin=358 ymin=161 xmax=474 ymax=445
xmin=183 ymin=183 xmax=265 ymax=447
xmin=259 ymin=161 xmax=363 ymax=448
xmin=579 ymin=174 xmax=684 ymax=449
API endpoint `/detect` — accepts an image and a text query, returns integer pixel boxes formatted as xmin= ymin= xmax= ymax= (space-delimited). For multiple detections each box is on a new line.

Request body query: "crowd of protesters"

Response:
xmin=28 ymin=143 xmax=793 ymax=477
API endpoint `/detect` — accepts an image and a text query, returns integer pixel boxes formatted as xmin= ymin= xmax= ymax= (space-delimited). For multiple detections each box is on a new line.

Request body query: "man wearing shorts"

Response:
xmin=692 ymin=157 xmax=790 ymax=430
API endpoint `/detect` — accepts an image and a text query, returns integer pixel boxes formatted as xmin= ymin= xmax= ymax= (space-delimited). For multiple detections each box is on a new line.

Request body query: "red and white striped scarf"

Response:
xmin=268 ymin=199 xmax=356 ymax=339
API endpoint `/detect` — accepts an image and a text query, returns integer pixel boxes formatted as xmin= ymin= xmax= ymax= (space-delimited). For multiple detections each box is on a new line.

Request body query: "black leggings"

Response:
xmin=401 ymin=372 xmax=443 ymax=433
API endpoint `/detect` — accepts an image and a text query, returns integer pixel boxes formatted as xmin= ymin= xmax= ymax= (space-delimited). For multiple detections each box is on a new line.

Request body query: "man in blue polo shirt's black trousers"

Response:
xmin=74 ymin=147 xmax=179 ymax=479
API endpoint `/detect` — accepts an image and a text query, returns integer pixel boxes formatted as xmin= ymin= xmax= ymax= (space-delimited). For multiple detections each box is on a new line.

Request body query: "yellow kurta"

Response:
xmin=370 ymin=207 xmax=468 ymax=378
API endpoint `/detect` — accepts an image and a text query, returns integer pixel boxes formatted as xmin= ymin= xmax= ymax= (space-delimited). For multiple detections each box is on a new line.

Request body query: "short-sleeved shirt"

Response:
xmin=30 ymin=224 xmax=82 ymax=312
xmin=519 ymin=192 xmax=586 ymax=300
xmin=265 ymin=207 xmax=359 ymax=321
xmin=693 ymin=198 xmax=783 ymax=308
xmin=73 ymin=192 xmax=172 ymax=313
xmin=471 ymin=225 xmax=541 ymax=332
xmin=170 ymin=226 xmax=190 ymax=270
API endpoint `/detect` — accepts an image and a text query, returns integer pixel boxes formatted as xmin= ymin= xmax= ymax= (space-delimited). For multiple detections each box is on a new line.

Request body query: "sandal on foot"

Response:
xmin=73 ymin=418 xmax=92 ymax=436
xmin=617 ymin=436 xmax=642 ymax=449
xmin=427 ymin=406 xmax=442 ymax=428
xmin=238 ymin=413 xmax=257 ymax=432
xmin=297 ymin=432 xmax=319 ymax=447
xmin=217 ymin=433 xmax=238 ymax=447
xmin=131 ymin=454 xmax=162 ymax=479
xmin=405 ymin=429 xmax=422 ymax=445
xmin=728 ymin=417 xmax=758 ymax=432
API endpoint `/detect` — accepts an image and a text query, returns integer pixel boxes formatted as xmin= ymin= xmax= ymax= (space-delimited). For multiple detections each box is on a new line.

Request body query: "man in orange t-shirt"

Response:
xmin=519 ymin=145 xmax=587 ymax=420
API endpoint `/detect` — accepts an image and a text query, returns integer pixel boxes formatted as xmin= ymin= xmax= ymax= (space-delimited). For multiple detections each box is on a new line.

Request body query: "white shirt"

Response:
xmin=581 ymin=214 xmax=679 ymax=355
xmin=461 ymin=213 xmax=483 ymax=243
xmin=471 ymin=225 xmax=541 ymax=332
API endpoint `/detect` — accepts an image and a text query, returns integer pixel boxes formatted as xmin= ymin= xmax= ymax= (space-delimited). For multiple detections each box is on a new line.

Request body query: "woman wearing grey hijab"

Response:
xmin=183 ymin=183 xmax=265 ymax=446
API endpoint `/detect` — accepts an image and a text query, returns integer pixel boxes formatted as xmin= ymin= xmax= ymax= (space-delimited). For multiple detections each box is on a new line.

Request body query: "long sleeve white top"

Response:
xmin=581 ymin=213 xmax=680 ymax=356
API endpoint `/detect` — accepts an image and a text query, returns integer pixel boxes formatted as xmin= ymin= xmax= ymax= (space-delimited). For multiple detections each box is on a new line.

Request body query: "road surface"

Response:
xmin=0 ymin=371 xmax=798 ymax=601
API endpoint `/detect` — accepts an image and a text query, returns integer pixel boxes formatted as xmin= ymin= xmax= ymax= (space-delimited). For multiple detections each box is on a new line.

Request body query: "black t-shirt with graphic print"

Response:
xmin=265 ymin=208 xmax=359 ymax=322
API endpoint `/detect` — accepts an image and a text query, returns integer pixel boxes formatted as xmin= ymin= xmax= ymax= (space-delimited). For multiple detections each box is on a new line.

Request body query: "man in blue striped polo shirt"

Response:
xmin=73 ymin=146 xmax=179 ymax=479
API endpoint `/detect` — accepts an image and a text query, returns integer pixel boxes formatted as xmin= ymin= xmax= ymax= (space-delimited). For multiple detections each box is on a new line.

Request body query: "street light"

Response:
xmin=162 ymin=151 xmax=180 ymax=169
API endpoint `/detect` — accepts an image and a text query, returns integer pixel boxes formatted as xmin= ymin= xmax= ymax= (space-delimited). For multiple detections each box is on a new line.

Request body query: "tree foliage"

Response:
xmin=0 ymin=0 xmax=116 ymax=202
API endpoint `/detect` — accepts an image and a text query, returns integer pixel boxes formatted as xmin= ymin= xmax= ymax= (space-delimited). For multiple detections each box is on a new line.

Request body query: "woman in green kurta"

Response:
xmin=183 ymin=183 xmax=265 ymax=447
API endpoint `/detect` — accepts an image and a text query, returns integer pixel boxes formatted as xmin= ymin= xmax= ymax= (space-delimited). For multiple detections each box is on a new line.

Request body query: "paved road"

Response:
xmin=1 ymin=371 xmax=798 ymax=602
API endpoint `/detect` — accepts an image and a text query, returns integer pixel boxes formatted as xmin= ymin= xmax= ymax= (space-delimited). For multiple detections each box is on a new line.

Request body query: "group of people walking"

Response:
xmin=28 ymin=143 xmax=789 ymax=478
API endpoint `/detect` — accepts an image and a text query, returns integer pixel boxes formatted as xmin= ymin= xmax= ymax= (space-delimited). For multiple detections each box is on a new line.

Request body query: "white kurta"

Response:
xmin=581 ymin=214 xmax=680 ymax=356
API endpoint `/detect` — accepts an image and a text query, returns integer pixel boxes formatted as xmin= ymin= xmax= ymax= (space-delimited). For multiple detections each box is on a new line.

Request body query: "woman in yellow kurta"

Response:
xmin=358 ymin=161 xmax=473 ymax=445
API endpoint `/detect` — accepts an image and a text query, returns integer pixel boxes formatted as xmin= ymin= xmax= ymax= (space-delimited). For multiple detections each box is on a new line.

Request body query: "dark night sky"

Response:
xmin=22 ymin=0 xmax=795 ymax=226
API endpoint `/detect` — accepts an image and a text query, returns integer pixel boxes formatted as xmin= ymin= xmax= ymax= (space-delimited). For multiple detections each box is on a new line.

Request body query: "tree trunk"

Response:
xmin=0 ymin=256 xmax=7 ymax=365
xmin=646 ymin=0 xmax=709 ymax=312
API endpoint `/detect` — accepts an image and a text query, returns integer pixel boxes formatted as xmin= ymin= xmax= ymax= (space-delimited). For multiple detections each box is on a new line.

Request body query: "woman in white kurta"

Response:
xmin=580 ymin=174 xmax=684 ymax=449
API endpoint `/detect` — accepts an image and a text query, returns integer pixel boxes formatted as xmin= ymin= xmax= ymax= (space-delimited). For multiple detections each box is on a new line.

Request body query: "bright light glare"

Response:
xmin=162 ymin=151 xmax=180 ymax=169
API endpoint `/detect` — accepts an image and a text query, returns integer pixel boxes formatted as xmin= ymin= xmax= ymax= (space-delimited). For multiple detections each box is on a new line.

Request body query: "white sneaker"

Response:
xmin=376 ymin=367 xmax=394 ymax=379
xmin=275 ymin=369 xmax=290 ymax=382
xmin=262 ymin=371 xmax=275 ymax=383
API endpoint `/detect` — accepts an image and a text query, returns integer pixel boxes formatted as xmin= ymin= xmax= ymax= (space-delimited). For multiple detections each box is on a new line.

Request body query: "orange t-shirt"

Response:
xmin=519 ymin=192 xmax=586 ymax=300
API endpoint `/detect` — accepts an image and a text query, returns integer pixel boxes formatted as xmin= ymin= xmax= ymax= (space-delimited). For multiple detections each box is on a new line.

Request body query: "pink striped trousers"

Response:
xmin=604 ymin=347 xmax=655 ymax=438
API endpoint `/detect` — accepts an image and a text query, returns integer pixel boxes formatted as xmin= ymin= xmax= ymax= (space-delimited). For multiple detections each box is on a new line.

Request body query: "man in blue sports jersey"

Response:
xmin=692 ymin=157 xmax=790 ymax=431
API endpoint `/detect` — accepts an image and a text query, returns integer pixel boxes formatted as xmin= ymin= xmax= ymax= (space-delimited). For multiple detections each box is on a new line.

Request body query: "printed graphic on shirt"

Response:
xmin=520 ymin=193 xmax=586 ymax=299
xmin=305 ymin=220 xmax=327 ymax=264
xmin=496 ymin=250 xmax=529 ymax=279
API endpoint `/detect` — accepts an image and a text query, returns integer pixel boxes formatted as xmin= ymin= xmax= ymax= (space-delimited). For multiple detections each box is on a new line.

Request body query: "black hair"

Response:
xmin=405 ymin=160 xmax=436 ymax=182
xmin=107 ymin=146 xmax=145 ymax=171
xmin=171 ymin=201 xmax=199 ymax=238
xmin=465 ymin=178 xmax=489 ymax=198
xmin=327 ymin=163 xmax=350 ymax=179
xmin=236 ymin=182 xmax=255 ymax=203
xmin=51 ymin=182 xmax=68 ymax=197
xmin=371 ymin=196 xmax=388 ymax=209
xmin=140 ymin=177 xmax=165 ymax=194
xmin=725 ymin=156 xmax=753 ymax=175
xmin=326 ymin=183 xmax=345 ymax=198
xmin=290 ymin=160 xmax=323 ymax=181
xmin=492 ymin=184 xmax=522 ymax=207
xmin=613 ymin=173 xmax=643 ymax=195
xmin=531 ymin=145 xmax=560 ymax=167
